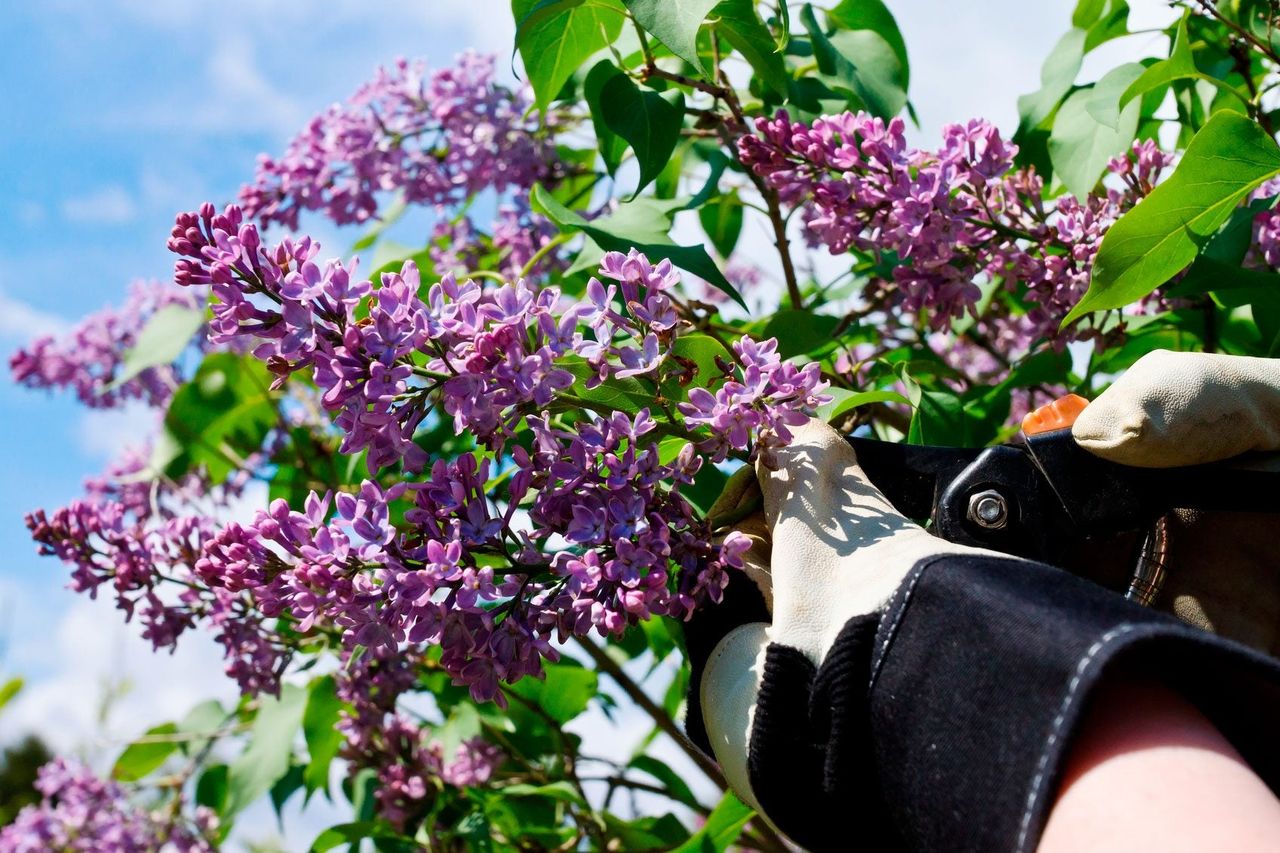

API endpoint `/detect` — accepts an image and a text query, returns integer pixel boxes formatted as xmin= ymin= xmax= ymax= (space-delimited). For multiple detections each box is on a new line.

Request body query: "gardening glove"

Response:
xmin=690 ymin=419 xmax=996 ymax=826
xmin=1073 ymin=349 xmax=1280 ymax=655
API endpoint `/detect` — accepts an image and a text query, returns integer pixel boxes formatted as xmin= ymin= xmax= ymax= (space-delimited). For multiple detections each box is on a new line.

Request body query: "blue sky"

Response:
xmin=0 ymin=0 xmax=1173 ymax=844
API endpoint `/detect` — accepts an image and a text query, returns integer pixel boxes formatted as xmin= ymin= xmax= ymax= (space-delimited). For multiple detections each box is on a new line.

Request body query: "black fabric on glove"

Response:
xmin=748 ymin=614 xmax=902 ymax=851
xmin=742 ymin=553 xmax=1280 ymax=853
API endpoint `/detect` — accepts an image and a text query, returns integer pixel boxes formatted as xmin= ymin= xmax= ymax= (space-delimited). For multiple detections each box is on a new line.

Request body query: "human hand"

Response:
xmin=694 ymin=418 xmax=990 ymax=817
xmin=1073 ymin=349 xmax=1280 ymax=654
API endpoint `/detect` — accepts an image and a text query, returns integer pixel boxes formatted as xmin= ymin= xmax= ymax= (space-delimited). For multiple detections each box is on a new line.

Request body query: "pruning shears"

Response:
xmin=848 ymin=395 xmax=1280 ymax=605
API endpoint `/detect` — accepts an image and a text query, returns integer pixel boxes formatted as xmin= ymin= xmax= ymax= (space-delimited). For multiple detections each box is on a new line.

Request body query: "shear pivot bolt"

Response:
xmin=967 ymin=490 xmax=1009 ymax=530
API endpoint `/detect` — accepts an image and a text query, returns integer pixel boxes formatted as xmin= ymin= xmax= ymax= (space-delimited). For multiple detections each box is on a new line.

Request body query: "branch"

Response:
xmin=574 ymin=636 xmax=726 ymax=789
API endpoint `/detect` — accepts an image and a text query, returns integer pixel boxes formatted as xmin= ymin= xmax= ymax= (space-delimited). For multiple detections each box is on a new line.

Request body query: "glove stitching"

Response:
xmin=868 ymin=558 xmax=936 ymax=689
xmin=1014 ymin=623 xmax=1139 ymax=853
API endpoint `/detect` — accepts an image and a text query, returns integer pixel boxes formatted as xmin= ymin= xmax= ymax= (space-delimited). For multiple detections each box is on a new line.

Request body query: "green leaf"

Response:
xmin=1064 ymin=111 xmax=1280 ymax=325
xmin=624 ymin=0 xmax=721 ymax=74
xmin=584 ymin=61 xmax=629 ymax=174
xmin=672 ymin=791 xmax=754 ymax=852
xmin=310 ymin=822 xmax=405 ymax=852
xmin=113 ymin=723 xmax=179 ymax=782
xmin=602 ymin=813 xmax=691 ymax=849
xmin=433 ymin=703 xmax=485 ymax=759
xmin=1118 ymin=12 xmax=1197 ymax=109
xmin=599 ymin=74 xmax=685 ymax=197
xmin=531 ymin=184 xmax=746 ymax=309
xmin=177 ymin=699 xmax=226 ymax=758
xmin=907 ymin=388 xmax=966 ymax=446
xmin=503 ymin=780 xmax=586 ymax=802
xmin=800 ymin=4 xmax=906 ymax=119
xmin=1172 ymin=255 xmax=1280 ymax=306
xmin=562 ymin=359 xmax=658 ymax=413
xmin=0 ymin=677 xmax=22 ymax=713
xmin=226 ymin=684 xmax=306 ymax=818
xmin=712 ymin=0 xmax=789 ymax=96
xmin=1073 ymin=0 xmax=1107 ymax=27
xmin=1083 ymin=0 xmax=1131 ymax=52
xmin=668 ymin=332 xmax=732 ymax=390
xmin=513 ymin=0 xmax=626 ymax=110
xmin=757 ymin=309 xmax=840 ymax=359
xmin=1082 ymin=63 xmax=1145 ymax=129
xmin=1048 ymin=64 xmax=1142 ymax=197
xmin=110 ymin=304 xmax=204 ymax=391
xmin=629 ymin=755 xmax=701 ymax=809
xmin=816 ymin=388 xmax=910 ymax=423
xmin=827 ymin=0 xmax=910 ymax=89
xmin=195 ymin=764 xmax=229 ymax=815
xmin=1016 ymin=28 xmax=1085 ymax=131
xmin=303 ymin=675 xmax=346 ymax=798
xmin=698 ymin=192 xmax=743 ymax=258
xmin=350 ymin=193 xmax=407 ymax=251
xmin=270 ymin=763 xmax=306 ymax=819
xmin=510 ymin=660 xmax=597 ymax=723
xmin=156 ymin=353 xmax=277 ymax=483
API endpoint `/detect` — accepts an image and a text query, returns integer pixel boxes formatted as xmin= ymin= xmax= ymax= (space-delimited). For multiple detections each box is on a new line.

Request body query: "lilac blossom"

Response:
xmin=0 ymin=759 xmax=216 ymax=852
xmin=25 ymin=446 xmax=286 ymax=696
xmin=9 ymin=281 xmax=204 ymax=409
xmin=333 ymin=647 xmax=506 ymax=829
xmin=238 ymin=53 xmax=557 ymax=230
xmin=680 ymin=337 xmax=829 ymax=465
xmin=739 ymin=113 xmax=1178 ymax=348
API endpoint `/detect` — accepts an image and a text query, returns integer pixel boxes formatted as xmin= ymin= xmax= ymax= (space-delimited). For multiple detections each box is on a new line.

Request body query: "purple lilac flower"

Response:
xmin=26 ymin=445 xmax=286 ymax=695
xmin=238 ymin=53 xmax=557 ymax=230
xmin=332 ymin=646 xmax=507 ymax=828
xmin=432 ymin=201 xmax=564 ymax=280
xmin=168 ymin=205 xmax=820 ymax=703
xmin=193 ymin=407 xmax=756 ymax=705
xmin=9 ymin=281 xmax=204 ymax=409
xmin=0 ymin=758 xmax=216 ymax=852
xmin=738 ymin=113 xmax=1180 ymax=346
xmin=680 ymin=337 xmax=830 ymax=465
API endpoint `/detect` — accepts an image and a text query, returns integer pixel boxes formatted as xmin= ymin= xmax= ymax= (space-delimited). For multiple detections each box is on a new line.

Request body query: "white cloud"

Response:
xmin=2 ymin=595 xmax=238 ymax=757
xmin=61 ymin=184 xmax=138 ymax=225
xmin=0 ymin=288 xmax=70 ymax=340
xmin=101 ymin=31 xmax=306 ymax=135
xmin=15 ymin=201 xmax=47 ymax=227
xmin=203 ymin=33 xmax=307 ymax=133
xmin=75 ymin=403 xmax=159 ymax=460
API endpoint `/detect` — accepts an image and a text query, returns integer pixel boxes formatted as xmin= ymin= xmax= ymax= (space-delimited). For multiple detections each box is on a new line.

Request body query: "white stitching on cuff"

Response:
xmin=1015 ymin=623 xmax=1140 ymax=853
xmin=868 ymin=560 xmax=932 ymax=688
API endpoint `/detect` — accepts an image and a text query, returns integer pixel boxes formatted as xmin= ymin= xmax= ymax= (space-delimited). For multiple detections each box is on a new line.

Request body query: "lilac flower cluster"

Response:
xmin=0 ymin=759 xmax=216 ymax=852
xmin=680 ymin=337 xmax=828 ymax=465
xmin=739 ymin=113 xmax=1175 ymax=347
xmin=431 ymin=202 xmax=564 ymax=280
xmin=194 ymin=417 xmax=750 ymax=702
xmin=238 ymin=53 xmax=557 ymax=230
xmin=169 ymin=203 xmax=818 ymax=476
xmin=334 ymin=647 xmax=505 ymax=829
xmin=25 ymin=448 xmax=288 ymax=696
xmin=8 ymin=280 xmax=204 ymax=409
xmin=169 ymin=202 xmax=570 ymax=470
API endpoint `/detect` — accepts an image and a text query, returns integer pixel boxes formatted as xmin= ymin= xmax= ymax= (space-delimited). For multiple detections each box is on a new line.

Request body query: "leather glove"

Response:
xmin=1073 ymin=349 xmax=1280 ymax=654
xmin=695 ymin=418 xmax=993 ymax=818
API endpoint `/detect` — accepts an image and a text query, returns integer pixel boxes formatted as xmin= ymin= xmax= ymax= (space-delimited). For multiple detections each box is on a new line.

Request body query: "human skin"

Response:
xmin=1039 ymin=677 xmax=1280 ymax=852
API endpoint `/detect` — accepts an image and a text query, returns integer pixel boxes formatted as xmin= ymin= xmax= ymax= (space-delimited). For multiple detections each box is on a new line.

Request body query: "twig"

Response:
xmin=573 ymin=636 xmax=727 ymax=789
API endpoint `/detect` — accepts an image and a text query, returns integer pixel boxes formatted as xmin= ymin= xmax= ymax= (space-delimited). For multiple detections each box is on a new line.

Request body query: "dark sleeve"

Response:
xmin=746 ymin=553 xmax=1280 ymax=853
